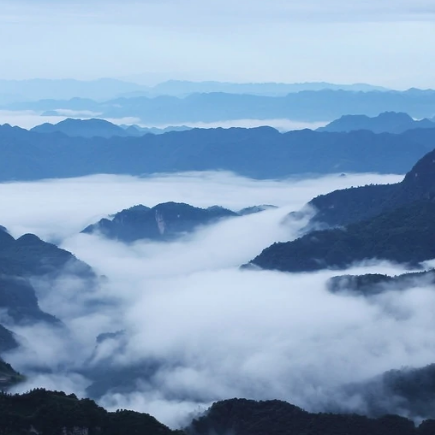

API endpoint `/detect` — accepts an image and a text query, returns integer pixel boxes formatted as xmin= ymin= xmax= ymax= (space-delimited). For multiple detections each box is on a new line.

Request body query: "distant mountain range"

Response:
xmin=0 ymin=78 xmax=391 ymax=104
xmin=1 ymin=124 xmax=435 ymax=181
xmin=3 ymin=89 xmax=435 ymax=123
xmin=29 ymin=112 xmax=435 ymax=139
xmin=83 ymin=203 xmax=275 ymax=242
xmin=31 ymin=118 xmax=191 ymax=138
xmin=319 ymin=111 xmax=435 ymax=134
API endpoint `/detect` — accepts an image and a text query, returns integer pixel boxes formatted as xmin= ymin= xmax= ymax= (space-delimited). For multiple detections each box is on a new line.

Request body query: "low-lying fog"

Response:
xmin=4 ymin=171 xmax=432 ymax=428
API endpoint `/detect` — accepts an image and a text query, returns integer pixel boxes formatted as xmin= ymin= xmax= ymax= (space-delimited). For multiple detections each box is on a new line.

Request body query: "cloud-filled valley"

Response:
xmin=4 ymin=170 xmax=435 ymax=428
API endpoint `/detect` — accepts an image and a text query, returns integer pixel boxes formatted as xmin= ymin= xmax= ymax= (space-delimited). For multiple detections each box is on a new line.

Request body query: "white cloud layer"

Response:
xmin=3 ymin=171 xmax=435 ymax=428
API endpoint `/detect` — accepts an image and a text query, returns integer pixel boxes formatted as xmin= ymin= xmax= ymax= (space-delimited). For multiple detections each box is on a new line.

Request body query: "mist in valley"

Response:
xmin=4 ymin=171 xmax=435 ymax=427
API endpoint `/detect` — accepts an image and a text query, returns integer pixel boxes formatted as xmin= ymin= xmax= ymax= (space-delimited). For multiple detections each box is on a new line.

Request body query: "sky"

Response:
xmin=0 ymin=0 xmax=434 ymax=88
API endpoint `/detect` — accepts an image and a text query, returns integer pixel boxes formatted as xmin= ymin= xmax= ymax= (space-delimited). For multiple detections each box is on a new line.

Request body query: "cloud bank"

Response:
xmin=3 ymin=171 xmax=435 ymax=428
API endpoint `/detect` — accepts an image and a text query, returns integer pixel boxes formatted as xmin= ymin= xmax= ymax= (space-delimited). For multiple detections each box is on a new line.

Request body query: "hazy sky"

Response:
xmin=1 ymin=1 xmax=434 ymax=87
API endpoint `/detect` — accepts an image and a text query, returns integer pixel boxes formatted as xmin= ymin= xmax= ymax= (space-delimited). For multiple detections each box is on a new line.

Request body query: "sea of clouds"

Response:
xmin=3 ymin=171 xmax=434 ymax=428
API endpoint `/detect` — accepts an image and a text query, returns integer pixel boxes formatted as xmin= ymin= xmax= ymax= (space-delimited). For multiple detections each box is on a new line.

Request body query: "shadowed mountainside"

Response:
xmin=249 ymin=200 xmax=435 ymax=272
xmin=308 ymin=144 xmax=435 ymax=228
xmin=82 ymin=202 xmax=275 ymax=242
xmin=82 ymin=203 xmax=238 ymax=242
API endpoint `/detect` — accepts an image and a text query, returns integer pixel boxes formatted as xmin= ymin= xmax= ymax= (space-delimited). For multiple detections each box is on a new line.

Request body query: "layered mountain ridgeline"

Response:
xmin=0 ymin=389 xmax=180 ymax=435
xmin=187 ymin=398 xmax=435 ymax=435
xmin=1 ymin=124 xmax=435 ymax=181
xmin=0 ymin=78 xmax=389 ymax=104
xmin=318 ymin=112 xmax=435 ymax=134
xmin=249 ymin=200 xmax=435 ymax=272
xmin=82 ymin=203 xmax=274 ymax=242
xmin=144 ymin=80 xmax=389 ymax=96
xmin=31 ymin=118 xmax=192 ymax=138
xmin=309 ymin=144 xmax=435 ymax=227
xmin=328 ymin=270 xmax=435 ymax=296
xmin=3 ymin=89 xmax=435 ymax=123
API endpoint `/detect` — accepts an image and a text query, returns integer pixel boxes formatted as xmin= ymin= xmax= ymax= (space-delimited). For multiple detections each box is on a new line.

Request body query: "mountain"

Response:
xmin=0 ymin=229 xmax=92 ymax=278
xmin=0 ymin=78 xmax=148 ymax=103
xmin=327 ymin=270 xmax=435 ymax=296
xmin=122 ymin=125 xmax=192 ymax=135
xmin=318 ymin=112 xmax=435 ymax=134
xmin=148 ymin=80 xmax=390 ymax=97
xmin=0 ymin=325 xmax=18 ymax=354
xmin=239 ymin=205 xmax=277 ymax=215
xmin=0 ymin=227 xmax=92 ymax=334
xmin=309 ymin=142 xmax=435 ymax=227
xmin=31 ymin=119 xmax=192 ymax=138
xmin=82 ymin=203 xmax=238 ymax=242
xmin=0 ymin=389 xmax=179 ymax=435
xmin=334 ymin=364 xmax=435 ymax=421
xmin=4 ymin=89 xmax=435 ymax=123
xmin=0 ymin=275 xmax=60 ymax=325
xmin=187 ymin=398 xmax=433 ymax=435
xmin=31 ymin=118 xmax=129 ymax=138
xmin=0 ymin=79 xmax=390 ymax=105
xmin=2 ymin=391 xmax=435 ymax=435
xmin=0 ymin=124 xmax=434 ymax=181
xmin=0 ymin=359 xmax=23 ymax=389
xmin=248 ymin=200 xmax=435 ymax=273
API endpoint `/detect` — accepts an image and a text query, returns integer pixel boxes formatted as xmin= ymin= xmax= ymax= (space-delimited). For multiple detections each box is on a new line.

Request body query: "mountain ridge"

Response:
xmin=0 ymin=124 xmax=434 ymax=181
xmin=318 ymin=111 xmax=435 ymax=134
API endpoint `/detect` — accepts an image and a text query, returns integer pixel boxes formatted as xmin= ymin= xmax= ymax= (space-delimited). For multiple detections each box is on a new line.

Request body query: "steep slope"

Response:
xmin=309 ymin=144 xmax=435 ymax=227
xmin=249 ymin=201 xmax=435 ymax=272
xmin=0 ymin=124 xmax=434 ymax=181
xmin=82 ymin=203 xmax=238 ymax=242
xmin=318 ymin=112 xmax=435 ymax=134
xmin=187 ymin=398 xmax=432 ymax=435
